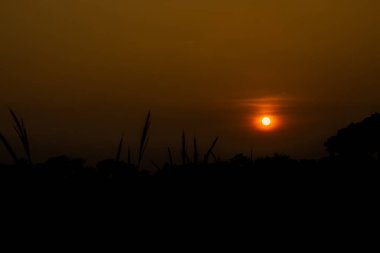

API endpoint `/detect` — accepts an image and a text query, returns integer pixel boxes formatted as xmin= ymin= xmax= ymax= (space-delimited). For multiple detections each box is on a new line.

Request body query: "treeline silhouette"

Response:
xmin=1 ymin=109 xmax=380 ymax=184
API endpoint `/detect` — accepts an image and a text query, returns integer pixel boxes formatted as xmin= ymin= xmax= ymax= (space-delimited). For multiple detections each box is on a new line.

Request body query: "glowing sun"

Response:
xmin=252 ymin=114 xmax=279 ymax=131
xmin=261 ymin=117 xmax=271 ymax=126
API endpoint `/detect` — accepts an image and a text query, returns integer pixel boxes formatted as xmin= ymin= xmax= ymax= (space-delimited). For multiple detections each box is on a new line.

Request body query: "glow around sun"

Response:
xmin=245 ymin=96 xmax=287 ymax=132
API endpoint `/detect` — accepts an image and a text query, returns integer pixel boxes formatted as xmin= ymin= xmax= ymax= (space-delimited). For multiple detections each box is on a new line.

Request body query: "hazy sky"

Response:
xmin=1 ymin=1 xmax=380 ymax=164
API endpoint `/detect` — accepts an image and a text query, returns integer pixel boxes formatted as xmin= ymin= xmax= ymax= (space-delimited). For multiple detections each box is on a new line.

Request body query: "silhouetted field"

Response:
xmin=1 ymin=109 xmax=380 ymax=189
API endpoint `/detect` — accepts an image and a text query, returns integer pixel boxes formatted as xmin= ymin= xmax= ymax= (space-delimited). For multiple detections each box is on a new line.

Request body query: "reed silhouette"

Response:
xmin=0 ymin=108 xmax=32 ymax=165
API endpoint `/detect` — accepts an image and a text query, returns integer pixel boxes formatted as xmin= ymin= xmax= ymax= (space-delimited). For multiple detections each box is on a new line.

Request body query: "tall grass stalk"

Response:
xmin=138 ymin=111 xmax=151 ymax=168
xmin=204 ymin=137 xmax=219 ymax=164
xmin=181 ymin=131 xmax=187 ymax=166
xmin=0 ymin=133 xmax=18 ymax=163
xmin=127 ymin=145 xmax=132 ymax=166
xmin=168 ymin=147 xmax=173 ymax=167
xmin=116 ymin=136 xmax=124 ymax=162
xmin=7 ymin=108 xmax=32 ymax=164
xmin=193 ymin=137 xmax=199 ymax=164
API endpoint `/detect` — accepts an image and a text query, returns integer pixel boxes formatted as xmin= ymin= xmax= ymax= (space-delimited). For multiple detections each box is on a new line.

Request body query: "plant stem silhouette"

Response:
xmin=204 ymin=137 xmax=219 ymax=164
xmin=168 ymin=147 xmax=173 ymax=167
xmin=0 ymin=108 xmax=32 ymax=164
xmin=116 ymin=135 xmax=124 ymax=162
xmin=193 ymin=137 xmax=199 ymax=164
xmin=0 ymin=133 xmax=18 ymax=163
xmin=138 ymin=111 xmax=151 ymax=168
xmin=181 ymin=131 xmax=187 ymax=166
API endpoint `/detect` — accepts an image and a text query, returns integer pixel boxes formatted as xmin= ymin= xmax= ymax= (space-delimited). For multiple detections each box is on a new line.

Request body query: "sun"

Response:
xmin=261 ymin=117 xmax=271 ymax=126
xmin=252 ymin=114 xmax=279 ymax=131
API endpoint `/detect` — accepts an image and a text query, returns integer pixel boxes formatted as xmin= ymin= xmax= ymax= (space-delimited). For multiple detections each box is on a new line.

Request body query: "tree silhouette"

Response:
xmin=325 ymin=113 xmax=380 ymax=160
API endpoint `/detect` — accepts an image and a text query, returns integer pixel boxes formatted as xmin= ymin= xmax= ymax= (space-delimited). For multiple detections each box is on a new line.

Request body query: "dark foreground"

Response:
xmin=1 ymin=112 xmax=379 ymax=194
xmin=1 ymin=154 xmax=379 ymax=190
xmin=1 ymin=154 xmax=378 ymax=239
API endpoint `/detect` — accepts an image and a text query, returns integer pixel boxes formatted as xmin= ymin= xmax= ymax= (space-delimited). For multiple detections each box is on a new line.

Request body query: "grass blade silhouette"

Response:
xmin=116 ymin=136 xmax=124 ymax=162
xmin=204 ymin=137 xmax=219 ymax=164
xmin=142 ymin=136 xmax=149 ymax=159
xmin=193 ymin=137 xmax=198 ymax=164
xmin=127 ymin=145 xmax=132 ymax=166
xmin=151 ymin=160 xmax=160 ymax=170
xmin=0 ymin=133 xmax=18 ymax=163
xmin=21 ymin=119 xmax=30 ymax=161
xmin=168 ymin=147 xmax=173 ymax=167
xmin=181 ymin=131 xmax=187 ymax=166
xmin=211 ymin=151 xmax=218 ymax=163
xmin=138 ymin=111 xmax=151 ymax=168
xmin=9 ymin=108 xmax=31 ymax=163
xmin=9 ymin=108 xmax=23 ymax=138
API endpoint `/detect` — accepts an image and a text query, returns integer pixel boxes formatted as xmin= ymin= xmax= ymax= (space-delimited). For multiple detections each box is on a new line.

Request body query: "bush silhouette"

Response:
xmin=325 ymin=113 xmax=380 ymax=159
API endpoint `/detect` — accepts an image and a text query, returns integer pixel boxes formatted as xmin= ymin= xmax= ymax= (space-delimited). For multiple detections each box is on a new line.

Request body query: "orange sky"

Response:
xmin=1 ymin=1 xmax=380 ymax=164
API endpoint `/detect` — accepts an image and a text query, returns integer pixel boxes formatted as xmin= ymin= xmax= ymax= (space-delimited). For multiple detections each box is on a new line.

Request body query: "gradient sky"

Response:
xmin=1 ymin=1 xmax=380 ymax=164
